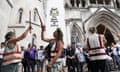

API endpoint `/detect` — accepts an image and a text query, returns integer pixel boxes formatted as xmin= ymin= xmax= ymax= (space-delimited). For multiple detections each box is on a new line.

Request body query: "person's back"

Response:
xmin=87 ymin=32 xmax=107 ymax=60
xmin=87 ymin=27 xmax=109 ymax=72
xmin=88 ymin=34 xmax=103 ymax=48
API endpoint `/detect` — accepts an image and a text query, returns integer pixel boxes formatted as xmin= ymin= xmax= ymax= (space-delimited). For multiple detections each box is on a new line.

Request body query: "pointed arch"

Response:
xmin=96 ymin=24 xmax=115 ymax=46
xmin=85 ymin=11 xmax=120 ymax=34
xmin=33 ymin=8 xmax=38 ymax=21
xmin=85 ymin=10 xmax=120 ymax=43
xmin=116 ymin=0 xmax=120 ymax=8
xmin=90 ymin=0 xmax=96 ymax=4
xmin=70 ymin=22 xmax=84 ymax=48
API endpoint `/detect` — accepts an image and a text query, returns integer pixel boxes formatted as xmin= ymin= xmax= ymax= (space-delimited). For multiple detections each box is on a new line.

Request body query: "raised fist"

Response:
xmin=41 ymin=25 xmax=46 ymax=32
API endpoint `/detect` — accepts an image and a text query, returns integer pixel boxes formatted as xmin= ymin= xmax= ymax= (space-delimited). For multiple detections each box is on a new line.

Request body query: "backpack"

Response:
xmin=44 ymin=41 xmax=54 ymax=61
xmin=60 ymin=48 xmax=66 ymax=58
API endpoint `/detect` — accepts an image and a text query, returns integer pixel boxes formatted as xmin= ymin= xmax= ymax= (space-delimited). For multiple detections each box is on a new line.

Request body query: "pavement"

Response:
xmin=18 ymin=63 xmax=120 ymax=72
xmin=18 ymin=66 xmax=120 ymax=72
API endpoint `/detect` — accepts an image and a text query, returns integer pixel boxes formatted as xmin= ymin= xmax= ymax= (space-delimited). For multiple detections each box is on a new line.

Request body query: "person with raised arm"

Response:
xmin=1 ymin=24 xmax=32 ymax=72
xmin=41 ymin=24 xmax=64 ymax=72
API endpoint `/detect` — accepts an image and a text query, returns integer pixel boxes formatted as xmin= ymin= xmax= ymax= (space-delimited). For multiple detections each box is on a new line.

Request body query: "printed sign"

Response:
xmin=50 ymin=8 xmax=59 ymax=26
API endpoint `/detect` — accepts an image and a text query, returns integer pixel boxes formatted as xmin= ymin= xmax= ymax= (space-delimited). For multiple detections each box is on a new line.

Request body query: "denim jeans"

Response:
xmin=112 ymin=55 xmax=120 ymax=69
xmin=1 ymin=63 xmax=18 ymax=72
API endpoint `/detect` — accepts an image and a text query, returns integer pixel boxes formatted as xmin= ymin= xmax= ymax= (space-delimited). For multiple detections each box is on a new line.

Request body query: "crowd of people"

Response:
xmin=21 ymin=44 xmax=44 ymax=72
xmin=1 ymin=23 xmax=120 ymax=72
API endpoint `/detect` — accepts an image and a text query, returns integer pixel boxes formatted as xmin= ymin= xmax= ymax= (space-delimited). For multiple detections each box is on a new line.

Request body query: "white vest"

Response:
xmin=87 ymin=34 xmax=107 ymax=61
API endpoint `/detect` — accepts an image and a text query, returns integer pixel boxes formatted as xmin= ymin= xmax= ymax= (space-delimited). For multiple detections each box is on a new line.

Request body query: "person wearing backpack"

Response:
xmin=44 ymin=41 xmax=54 ymax=62
xmin=1 ymin=25 xmax=32 ymax=72
xmin=41 ymin=25 xmax=64 ymax=72
xmin=86 ymin=27 xmax=109 ymax=72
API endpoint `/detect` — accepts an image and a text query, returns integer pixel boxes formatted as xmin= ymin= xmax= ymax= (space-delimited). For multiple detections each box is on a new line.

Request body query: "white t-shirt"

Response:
xmin=112 ymin=47 xmax=118 ymax=56
xmin=21 ymin=51 xmax=24 ymax=59
xmin=75 ymin=47 xmax=83 ymax=54
xmin=37 ymin=50 xmax=44 ymax=60
xmin=0 ymin=48 xmax=5 ymax=59
xmin=115 ymin=44 xmax=120 ymax=55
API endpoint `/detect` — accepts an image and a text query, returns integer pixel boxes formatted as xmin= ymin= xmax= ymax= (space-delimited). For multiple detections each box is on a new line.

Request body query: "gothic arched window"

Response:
xmin=76 ymin=0 xmax=80 ymax=7
xmin=34 ymin=8 xmax=38 ymax=21
xmin=116 ymin=0 xmax=120 ymax=8
xmin=70 ymin=0 xmax=75 ymax=7
xmin=81 ymin=0 xmax=86 ymax=7
xmin=89 ymin=0 xmax=112 ymax=6
xmin=18 ymin=8 xmax=23 ymax=24
xmin=90 ymin=0 xmax=96 ymax=4
xmin=105 ymin=0 xmax=111 ymax=5
xmin=98 ymin=0 xmax=103 ymax=4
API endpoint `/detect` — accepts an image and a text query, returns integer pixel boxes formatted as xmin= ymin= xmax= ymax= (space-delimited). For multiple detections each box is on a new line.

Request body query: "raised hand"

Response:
xmin=29 ymin=24 xmax=32 ymax=30
xmin=41 ymin=25 xmax=46 ymax=32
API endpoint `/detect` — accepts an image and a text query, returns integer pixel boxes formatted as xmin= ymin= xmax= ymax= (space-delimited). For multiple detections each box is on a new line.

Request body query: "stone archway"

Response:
xmin=71 ymin=24 xmax=83 ymax=48
xmin=84 ymin=9 xmax=120 ymax=46
xmin=96 ymin=24 xmax=115 ymax=46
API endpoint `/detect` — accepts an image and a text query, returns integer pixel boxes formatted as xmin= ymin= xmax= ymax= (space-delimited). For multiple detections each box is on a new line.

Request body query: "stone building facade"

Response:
xmin=0 ymin=0 xmax=120 ymax=48
xmin=65 ymin=0 xmax=120 ymax=47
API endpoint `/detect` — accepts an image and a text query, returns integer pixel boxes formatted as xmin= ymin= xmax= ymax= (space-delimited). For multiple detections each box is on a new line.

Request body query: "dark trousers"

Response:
xmin=67 ymin=59 xmax=75 ymax=72
xmin=77 ymin=62 xmax=84 ymax=72
xmin=22 ymin=59 xmax=29 ymax=72
xmin=0 ymin=59 xmax=2 ymax=72
xmin=28 ymin=59 xmax=35 ymax=72
xmin=88 ymin=60 xmax=109 ymax=72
